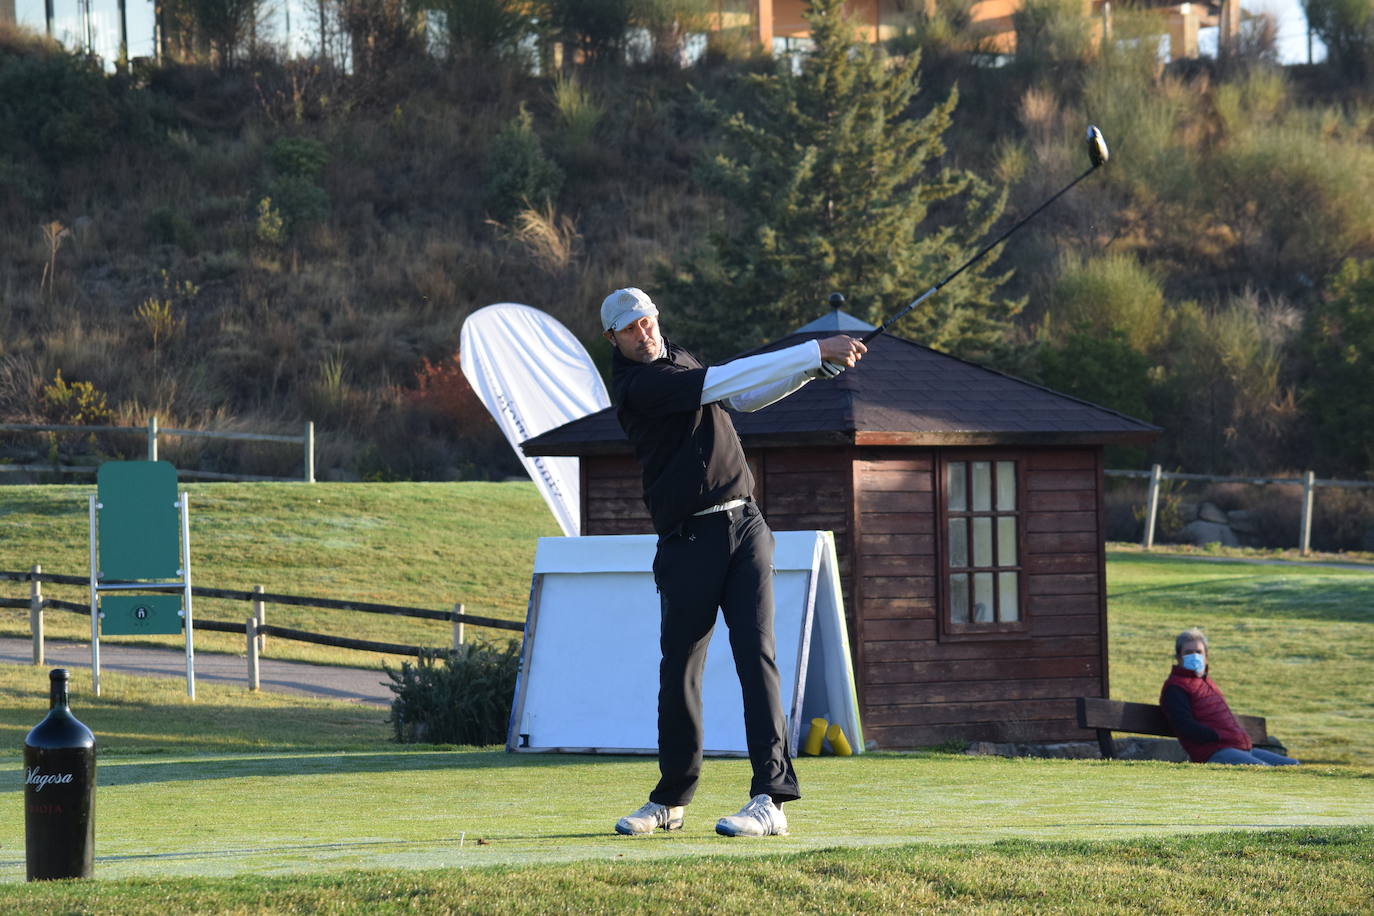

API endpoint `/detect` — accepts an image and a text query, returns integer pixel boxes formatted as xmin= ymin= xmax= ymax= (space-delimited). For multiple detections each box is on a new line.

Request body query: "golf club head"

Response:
xmin=1086 ymin=125 xmax=1109 ymax=168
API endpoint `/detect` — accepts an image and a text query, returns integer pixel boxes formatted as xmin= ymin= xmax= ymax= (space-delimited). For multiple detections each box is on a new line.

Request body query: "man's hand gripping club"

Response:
xmin=809 ymin=335 xmax=867 ymax=379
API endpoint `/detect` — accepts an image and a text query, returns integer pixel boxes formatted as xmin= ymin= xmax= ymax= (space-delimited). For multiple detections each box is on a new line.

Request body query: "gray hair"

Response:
xmin=1175 ymin=627 xmax=1208 ymax=658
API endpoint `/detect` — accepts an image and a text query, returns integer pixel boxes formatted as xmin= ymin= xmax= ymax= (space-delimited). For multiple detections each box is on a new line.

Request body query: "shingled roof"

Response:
xmin=522 ymin=327 xmax=1160 ymax=457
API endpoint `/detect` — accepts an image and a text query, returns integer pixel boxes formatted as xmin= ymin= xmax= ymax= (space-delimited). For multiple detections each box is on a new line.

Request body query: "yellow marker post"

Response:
xmin=826 ymin=723 xmax=853 ymax=756
xmin=802 ymin=718 xmax=828 ymax=756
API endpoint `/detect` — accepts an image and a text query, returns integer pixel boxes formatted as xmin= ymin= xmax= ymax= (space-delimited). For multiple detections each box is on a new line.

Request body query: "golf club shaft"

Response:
xmin=861 ymin=162 xmax=1100 ymax=344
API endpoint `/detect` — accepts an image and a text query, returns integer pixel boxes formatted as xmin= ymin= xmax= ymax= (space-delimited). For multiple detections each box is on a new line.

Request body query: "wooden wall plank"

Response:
xmin=860 ymin=513 xmax=936 ymax=535
xmin=1027 ymin=574 xmax=1098 ymax=596
xmin=865 ymin=655 xmax=1099 ymax=684
xmin=1026 ymin=594 xmax=1099 ymax=616
xmin=1033 ymin=614 xmax=1100 ymax=637
xmin=863 ymin=597 xmax=937 ymax=619
xmin=1025 ymin=553 xmax=1099 ymax=575
xmin=1026 ymin=531 xmax=1099 ymax=554
xmin=863 ymin=618 xmax=937 ymax=641
xmin=1027 ymin=450 xmax=1097 ymax=470
xmin=861 ymin=470 xmax=934 ymax=492
xmin=861 ymin=576 xmax=937 ymax=599
xmin=865 ymin=676 xmax=1102 ymax=706
xmin=857 ymin=457 xmax=933 ymax=473
xmin=858 ymin=490 xmax=933 ymax=513
xmin=864 ymin=698 xmax=1076 ymax=727
xmin=863 ymin=555 xmax=937 ymax=577
xmin=1026 ymin=512 xmax=1097 ymax=533
xmin=866 ymin=719 xmax=1091 ymax=748
xmin=1027 ymin=490 xmax=1097 ymax=512
xmin=1026 ymin=469 xmax=1097 ymax=491
xmin=860 ymin=533 xmax=936 ymax=556
xmin=863 ymin=635 xmax=1098 ymax=664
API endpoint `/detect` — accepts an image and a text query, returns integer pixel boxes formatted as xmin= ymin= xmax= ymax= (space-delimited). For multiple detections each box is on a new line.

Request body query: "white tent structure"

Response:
xmin=508 ymin=530 xmax=863 ymax=756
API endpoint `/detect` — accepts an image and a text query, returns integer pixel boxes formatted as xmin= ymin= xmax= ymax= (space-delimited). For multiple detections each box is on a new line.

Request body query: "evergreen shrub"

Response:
xmin=483 ymin=104 xmax=563 ymax=220
xmin=385 ymin=641 xmax=521 ymax=745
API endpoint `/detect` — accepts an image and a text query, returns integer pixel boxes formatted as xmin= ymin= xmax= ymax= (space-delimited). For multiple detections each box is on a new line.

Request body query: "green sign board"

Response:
xmin=100 ymin=594 xmax=184 ymax=636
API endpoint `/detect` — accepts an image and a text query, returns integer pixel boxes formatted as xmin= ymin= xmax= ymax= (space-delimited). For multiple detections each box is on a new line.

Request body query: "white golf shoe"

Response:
xmin=615 ymin=800 xmax=685 ymax=835
xmin=715 ymin=794 xmax=789 ymax=837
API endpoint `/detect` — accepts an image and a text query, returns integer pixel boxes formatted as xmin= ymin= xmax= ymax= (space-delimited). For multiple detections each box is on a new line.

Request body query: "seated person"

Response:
xmin=1160 ymin=627 xmax=1299 ymax=766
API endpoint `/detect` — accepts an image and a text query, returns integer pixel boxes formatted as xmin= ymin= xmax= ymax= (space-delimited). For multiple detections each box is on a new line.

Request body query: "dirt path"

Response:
xmin=0 ymin=637 xmax=392 ymax=707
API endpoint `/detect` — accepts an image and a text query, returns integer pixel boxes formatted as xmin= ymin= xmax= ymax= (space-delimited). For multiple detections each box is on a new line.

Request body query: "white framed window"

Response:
xmin=941 ymin=456 xmax=1026 ymax=636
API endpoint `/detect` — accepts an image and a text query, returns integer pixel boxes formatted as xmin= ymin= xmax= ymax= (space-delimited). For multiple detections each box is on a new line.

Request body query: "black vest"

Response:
xmin=611 ymin=340 xmax=754 ymax=536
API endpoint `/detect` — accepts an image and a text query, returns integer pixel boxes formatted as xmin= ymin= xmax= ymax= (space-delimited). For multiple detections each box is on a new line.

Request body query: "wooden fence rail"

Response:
xmin=1106 ymin=465 xmax=1374 ymax=556
xmin=0 ymin=416 xmax=315 ymax=483
xmin=0 ymin=569 xmax=522 ymax=684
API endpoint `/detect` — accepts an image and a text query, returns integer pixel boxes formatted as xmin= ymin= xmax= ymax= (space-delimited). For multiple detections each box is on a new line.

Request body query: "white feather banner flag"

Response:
xmin=460 ymin=303 xmax=610 ymax=536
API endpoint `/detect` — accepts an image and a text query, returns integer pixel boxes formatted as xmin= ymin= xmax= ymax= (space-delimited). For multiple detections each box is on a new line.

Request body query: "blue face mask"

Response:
xmin=1181 ymin=652 xmax=1206 ymax=673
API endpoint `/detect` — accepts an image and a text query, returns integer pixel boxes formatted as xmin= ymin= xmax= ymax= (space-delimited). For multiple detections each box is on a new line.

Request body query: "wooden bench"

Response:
xmin=1076 ymin=697 xmax=1271 ymax=760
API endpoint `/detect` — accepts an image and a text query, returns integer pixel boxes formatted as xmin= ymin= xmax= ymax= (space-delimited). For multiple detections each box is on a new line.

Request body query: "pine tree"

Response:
xmin=658 ymin=0 xmax=1020 ymax=360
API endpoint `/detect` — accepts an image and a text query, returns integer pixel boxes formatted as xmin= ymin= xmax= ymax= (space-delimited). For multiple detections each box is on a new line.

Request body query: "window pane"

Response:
xmin=971 ymin=462 xmax=991 ymax=511
xmin=972 ymin=517 xmax=992 ymax=567
xmin=950 ymin=574 xmax=969 ymax=623
xmin=998 ymin=572 xmax=1019 ymax=622
xmin=998 ymin=516 xmax=1017 ymax=566
xmin=949 ymin=518 xmax=968 ymax=567
xmin=973 ymin=573 xmax=994 ymax=622
xmin=948 ymin=462 xmax=966 ymax=511
xmin=996 ymin=461 xmax=1016 ymax=511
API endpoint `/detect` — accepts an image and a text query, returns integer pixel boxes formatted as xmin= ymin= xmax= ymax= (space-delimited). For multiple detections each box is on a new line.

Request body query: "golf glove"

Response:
xmin=807 ymin=361 xmax=845 ymax=380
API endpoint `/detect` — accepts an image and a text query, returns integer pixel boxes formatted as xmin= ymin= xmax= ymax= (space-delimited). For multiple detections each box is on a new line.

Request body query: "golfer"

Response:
xmin=603 ymin=287 xmax=865 ymax=838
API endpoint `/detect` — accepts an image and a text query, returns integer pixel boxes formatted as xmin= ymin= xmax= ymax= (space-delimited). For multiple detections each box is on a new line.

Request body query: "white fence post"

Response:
xmin=30 ymin=564 xmax=43 ymax=666
xmin=247 ymin=617 xmax=260 ymax=691
xmin=252 ymin=585 xmax=267 ymax=653
xmin=304 ymin=421 xmax=315 ymax=483
xmin=1143 ymin=463 xmax=1163 ymax=549
xmin=1300 ymin=470 xmax=1316 ymax=556
xmin=452 ymin=603 xmax=464 ymax=650
xmin=147 ymin=415 xmax=158 ymax=461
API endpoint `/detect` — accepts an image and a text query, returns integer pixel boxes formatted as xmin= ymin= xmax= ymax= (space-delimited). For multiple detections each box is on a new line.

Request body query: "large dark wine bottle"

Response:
xmin=24 ymin=668 xmax=96 ymax=881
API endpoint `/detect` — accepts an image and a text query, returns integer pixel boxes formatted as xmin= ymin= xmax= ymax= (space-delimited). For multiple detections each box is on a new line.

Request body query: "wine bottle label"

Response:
xmin=25 ymin=768 xmax=76 ymax=792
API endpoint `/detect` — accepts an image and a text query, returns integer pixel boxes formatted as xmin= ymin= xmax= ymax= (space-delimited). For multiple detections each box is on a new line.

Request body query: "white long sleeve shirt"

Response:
xmin=699 ymin=340 xmax=824 ymax=412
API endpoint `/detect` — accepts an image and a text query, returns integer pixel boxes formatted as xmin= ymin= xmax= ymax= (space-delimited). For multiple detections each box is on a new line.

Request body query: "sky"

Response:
xmin=13 ymin=0 xmax=1326 ymax=70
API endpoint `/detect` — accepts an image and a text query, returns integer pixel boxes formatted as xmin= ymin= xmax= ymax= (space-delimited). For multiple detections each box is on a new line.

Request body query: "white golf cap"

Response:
xmin=601 ymin=287 xmax=659 ymax=332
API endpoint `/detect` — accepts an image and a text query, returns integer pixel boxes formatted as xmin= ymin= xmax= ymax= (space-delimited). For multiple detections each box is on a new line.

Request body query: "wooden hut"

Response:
xmin=521 ymin=312 xmax=1159 ymax=748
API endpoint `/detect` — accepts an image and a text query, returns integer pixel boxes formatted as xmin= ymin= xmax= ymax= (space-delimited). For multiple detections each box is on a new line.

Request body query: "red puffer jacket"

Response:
xmin=1160 ymin=667 xmax=1252 ymax=762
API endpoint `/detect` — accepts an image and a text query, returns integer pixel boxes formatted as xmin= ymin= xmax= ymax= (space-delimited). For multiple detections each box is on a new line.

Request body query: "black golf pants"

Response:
xmin=648 ymin=500 xmax=801 ymax=807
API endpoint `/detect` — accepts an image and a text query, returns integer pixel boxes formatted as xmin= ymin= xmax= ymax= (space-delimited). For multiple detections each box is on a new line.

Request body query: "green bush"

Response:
xmin=0 ymin=43 xmax=120 ymax=164
xmin=1013 ymin=0 xmax=1095 ymax=66
xmin=431 ymin=0 xmax=533 ymax=59
xmin=1302 ymin=0 xmax=1374 ymax=78
xmin=145 ymin=205 xmax=199 ymax=251
xmin=1301 ymin=257 xmax=1374 ymax=475
xmin=384 ymin=641 xmax=521 ymax=745
xmin=267 ymin=174 xmax=330 ymax=233
xmin=1045 ymin=253 xmax=1168 ymax=353
xmin=483 ymin=104 xmax=563 ymax=220
xmin=552 ymin=0 xmax=633 ymax=63
xmin=269 ymin=136 xmax=330 ymax=180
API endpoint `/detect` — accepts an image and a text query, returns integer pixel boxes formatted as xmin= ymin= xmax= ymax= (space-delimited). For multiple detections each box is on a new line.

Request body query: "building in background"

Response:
xmin=747 ymin=0 xmax=1245 ymax=62
xmin=523 ymin=310 xmax=1160 ymax=749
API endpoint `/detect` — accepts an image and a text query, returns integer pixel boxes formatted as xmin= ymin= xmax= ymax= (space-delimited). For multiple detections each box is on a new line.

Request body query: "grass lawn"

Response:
xmin=1 ymin=482 xmax=1372 ymax=911
xmin=1105 ymin=552 xmax=1374 ymax=766
xmin=0 ymin=827 xmax=1367 ymax=913
xmin=0 ymin=482 xmax=560 ymax=665
xmin=0 ymin=746 xmax=1369 ymax=910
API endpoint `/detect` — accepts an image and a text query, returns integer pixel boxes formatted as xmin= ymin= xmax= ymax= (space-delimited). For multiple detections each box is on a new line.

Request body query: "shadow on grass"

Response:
xmin=1109 ymin=575 xmax=1374 ymax=624
xmin=0 ymin=747 xmax=655 ymax=790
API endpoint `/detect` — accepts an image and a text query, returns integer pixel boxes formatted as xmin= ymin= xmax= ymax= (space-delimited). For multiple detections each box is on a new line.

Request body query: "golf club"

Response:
xmin=859 ymin=125 xmax=1110 ymax=344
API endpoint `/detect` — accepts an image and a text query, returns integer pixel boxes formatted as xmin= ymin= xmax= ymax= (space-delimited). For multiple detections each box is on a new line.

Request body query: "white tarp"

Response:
xmin=460 ymin=303 xmax=610 ymax=536
xmin=508 ymin=530 xmax=864 ymax=756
